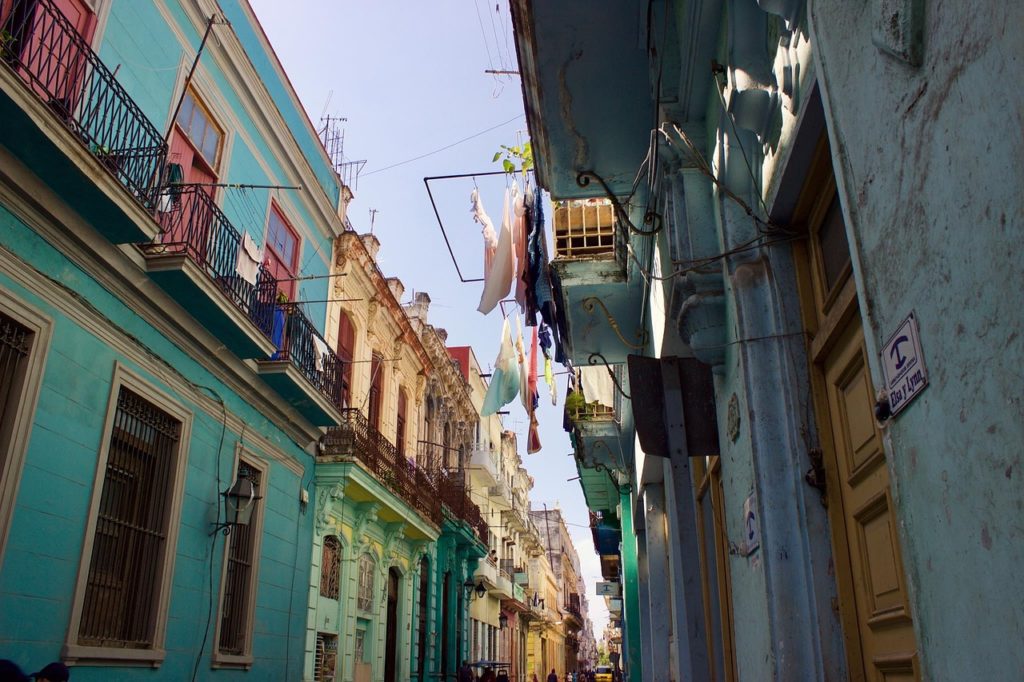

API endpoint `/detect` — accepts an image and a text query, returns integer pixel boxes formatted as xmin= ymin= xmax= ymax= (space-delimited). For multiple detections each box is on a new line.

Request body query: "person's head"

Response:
xmin=0 ymin=660 xmax=30 ymax=682
xmin=30 ymin=663 xmax=69 ymax=682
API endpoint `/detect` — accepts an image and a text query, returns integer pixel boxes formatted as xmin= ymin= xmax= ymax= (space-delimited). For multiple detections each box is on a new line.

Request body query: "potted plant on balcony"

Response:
xmin=91 ymin=143 xmax=124 ymax=175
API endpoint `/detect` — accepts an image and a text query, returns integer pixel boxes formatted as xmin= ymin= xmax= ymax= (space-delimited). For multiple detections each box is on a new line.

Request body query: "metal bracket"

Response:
xmin=576 ymin=170 xmax=662 ymax=236
xmin=804 ymin=448 xmax=827 ymax=508
xmin=588 ymin=352 xmax=631 ymax=400
xmin=581 ymin=297 xmax=648 ymax=350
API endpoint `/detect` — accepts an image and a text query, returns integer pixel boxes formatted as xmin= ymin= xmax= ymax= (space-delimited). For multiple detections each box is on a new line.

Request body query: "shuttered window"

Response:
xmin=337 ymin=311 xmax=355 ymax=408
xmin=77 ymin=388 xmax=182 ymax=649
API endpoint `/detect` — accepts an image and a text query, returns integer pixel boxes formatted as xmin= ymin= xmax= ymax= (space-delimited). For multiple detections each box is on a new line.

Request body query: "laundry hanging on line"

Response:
xmin=471 ymin=188 xmax=498 ymax=277
xmin=527 ymin=325 xmax=542 ymax=453
xmin=235 ymin=232 xmax=263 ymax=285
xmin=477 ymin=185 xmax=516 ymax=314
xmin=481 ymin=317 xmax=520 ymax=416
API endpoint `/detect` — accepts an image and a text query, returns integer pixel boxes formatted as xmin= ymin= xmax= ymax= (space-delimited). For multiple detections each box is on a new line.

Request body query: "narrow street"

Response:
xmin=0 ymin=1 xmax=1021 ymax=681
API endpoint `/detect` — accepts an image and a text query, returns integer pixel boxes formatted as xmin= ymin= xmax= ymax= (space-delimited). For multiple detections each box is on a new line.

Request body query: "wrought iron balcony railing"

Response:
xmin=141 ymin=184 xmax=277 ymax=332
xmin=0 ymin=0 xmax=166 ymax=208
xmin=273 ymin=303 xmax=344 ymax=406
xmin=321 ymin=408 xmax=442 ymax=527
xmin=433 ymin=468 xmax=488 ymax=545
xmin=498 ymin=559 xmax=516 ymax=578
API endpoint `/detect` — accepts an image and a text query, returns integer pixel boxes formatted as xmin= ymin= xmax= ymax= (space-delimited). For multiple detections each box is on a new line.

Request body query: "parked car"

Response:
xmin=594 ymin=666 xmax=613 ymax=682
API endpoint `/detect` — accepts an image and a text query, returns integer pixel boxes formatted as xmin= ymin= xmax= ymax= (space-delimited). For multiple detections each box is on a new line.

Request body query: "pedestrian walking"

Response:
xmin=459 ymin=660 xmax=476 ymax=682
xmin=0 ymin=660 xmax=29 ymax=682
xmin=496 ymin=669 xmax=510 ymax=682
xmin=547 ymin=668 xmax=558 ymax=682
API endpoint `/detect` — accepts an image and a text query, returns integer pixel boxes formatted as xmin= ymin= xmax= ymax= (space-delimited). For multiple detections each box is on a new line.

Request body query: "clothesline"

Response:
xmin=423 ymin=169 xmax=535 ymax=283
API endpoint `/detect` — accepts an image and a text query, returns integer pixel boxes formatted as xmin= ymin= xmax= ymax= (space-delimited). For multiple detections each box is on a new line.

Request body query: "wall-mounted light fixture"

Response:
xmin=210 ymin=472 xmax=262 ymax=536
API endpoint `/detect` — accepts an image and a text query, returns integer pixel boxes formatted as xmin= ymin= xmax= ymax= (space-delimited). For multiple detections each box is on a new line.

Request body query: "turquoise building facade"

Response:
xmin=512 ymin=0 xmax=1023 ymax=680
xmin=0 ymin=0 xmax=350 ymax=678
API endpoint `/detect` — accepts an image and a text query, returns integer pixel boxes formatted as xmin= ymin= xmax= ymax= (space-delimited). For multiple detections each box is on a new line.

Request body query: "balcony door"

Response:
xmin=0 ymin=0 xmax=96 ymax=117
xmin=162 ymin=90 xmax=222 ymax=258
xmin=795 ymin=137 xmax=919 ymax=680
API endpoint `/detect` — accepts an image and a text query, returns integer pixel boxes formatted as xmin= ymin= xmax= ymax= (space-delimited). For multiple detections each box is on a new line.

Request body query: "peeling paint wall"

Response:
xmin=811 ymin=2 xmax=1024 ymax=678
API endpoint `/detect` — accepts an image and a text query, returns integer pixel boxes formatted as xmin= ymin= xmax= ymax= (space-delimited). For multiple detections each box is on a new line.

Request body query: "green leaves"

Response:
xmin=492 ymin=140 xmax=534 ymax=173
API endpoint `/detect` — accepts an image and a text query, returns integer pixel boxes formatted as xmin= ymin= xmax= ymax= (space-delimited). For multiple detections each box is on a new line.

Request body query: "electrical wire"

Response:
xmin=362 ymin=114 xmax=524 ymax=177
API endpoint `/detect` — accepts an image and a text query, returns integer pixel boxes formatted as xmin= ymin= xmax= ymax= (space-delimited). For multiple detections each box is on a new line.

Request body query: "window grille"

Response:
xmin=0 ymin=313 xmax=32 ymax=459
xmin=78 ymin=388 xmax=181 ymax=649
xmin=354 ymin=628 xmax=366 ymax=662
xmin=357 ymin=554 xmax=375 ymax=612
xmin=314 ymin=632 xmax=338 ymax=682
xmin=320 ymin=536 xmax=341 ymax=599
xmin=217 ymin=462 xmax=262 ymax=656
xmin=552 ymin=199 xmax=616 ymax=259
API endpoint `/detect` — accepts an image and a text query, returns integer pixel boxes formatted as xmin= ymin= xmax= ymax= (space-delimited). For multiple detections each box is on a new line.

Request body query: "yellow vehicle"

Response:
xmin=594 ymin=666 xmax=613 ymax=682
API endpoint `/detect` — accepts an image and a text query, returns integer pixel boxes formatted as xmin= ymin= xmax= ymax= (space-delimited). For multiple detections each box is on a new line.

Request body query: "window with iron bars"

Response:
xmin=217 ymin=461 xmax=263 ymax=657
xmin=357 ymin=553 xmax=375 ymax=612
xmin=0 ymin=312 xmax=32 ymax=478
xmin=314 ymin=632 xmax=338 ymax=682
xmin=77 ymin=387 xmax=182 ymax=649
xmin=320 ymin=536 xmax=341 ymax=600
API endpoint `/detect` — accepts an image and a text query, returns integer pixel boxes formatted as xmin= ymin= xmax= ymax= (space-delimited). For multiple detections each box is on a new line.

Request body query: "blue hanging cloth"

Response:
xmin=482 ymin=317 xmax=521 ymax=416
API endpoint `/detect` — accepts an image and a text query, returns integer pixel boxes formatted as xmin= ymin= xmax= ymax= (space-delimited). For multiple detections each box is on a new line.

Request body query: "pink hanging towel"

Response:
xmin=527 ymin=326 xmax=542 ymax=453
xmin=471 ymin=188 xmax=498 ymax=277
xmin=511 ymin=182 xmax=528 ymax=311
xmin=477 ymin=187 xmax=515 ymax=314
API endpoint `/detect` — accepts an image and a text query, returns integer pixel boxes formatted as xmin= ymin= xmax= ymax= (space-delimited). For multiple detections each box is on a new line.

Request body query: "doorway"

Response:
xmin=794 ymin=136 xmax=919 ymax=680
xmin=384 ymin=568 xmax=400 ymax=682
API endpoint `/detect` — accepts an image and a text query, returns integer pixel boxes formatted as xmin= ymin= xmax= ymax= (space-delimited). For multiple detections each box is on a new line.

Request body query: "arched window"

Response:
xmin=357 ymin=553 xmax=376 ymax=612
xmin=396 ymin=389 xmax=408 ymax=457
xmin=337 ymin=311 xmax=355 ymax=408
xmin=320 ymin=536 xmax=341 ymax=600
xmin=369 ymin=353 xmax=383 ymax=431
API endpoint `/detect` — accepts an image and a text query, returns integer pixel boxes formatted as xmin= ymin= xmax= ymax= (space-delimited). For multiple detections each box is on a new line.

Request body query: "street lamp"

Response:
xmin=499 ymin=612 xmax=508 ymax=629
xmin=464 ymin=578 xmax=486 ymax=600
xmin=210 ymin=472 xmax=262 ymax=536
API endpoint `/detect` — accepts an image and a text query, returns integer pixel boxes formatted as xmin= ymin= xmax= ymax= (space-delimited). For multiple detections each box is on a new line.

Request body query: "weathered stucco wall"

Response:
xmin=811 ymin=1 xmax=1024 ymax=677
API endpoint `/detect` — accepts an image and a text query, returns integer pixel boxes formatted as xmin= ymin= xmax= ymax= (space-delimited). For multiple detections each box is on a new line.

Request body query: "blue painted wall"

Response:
xmin=0 ymin=206 xmax=314 ymax=679
xmin=96 ymin=0 xmax=335 ymax=330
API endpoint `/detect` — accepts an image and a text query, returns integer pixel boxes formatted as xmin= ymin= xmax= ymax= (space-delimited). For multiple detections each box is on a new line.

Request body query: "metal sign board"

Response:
xmin=596 ymin=581 xmax=621 ymax=597
xmin=881 ymin=312 xmax=929 ymax=416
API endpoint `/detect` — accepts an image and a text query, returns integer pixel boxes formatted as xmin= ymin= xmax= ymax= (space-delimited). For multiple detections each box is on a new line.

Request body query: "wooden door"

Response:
xmin=823 ymin=320 xmax=918 ymax=680
xmin=794 ymin=137 xmax=919 ymax=681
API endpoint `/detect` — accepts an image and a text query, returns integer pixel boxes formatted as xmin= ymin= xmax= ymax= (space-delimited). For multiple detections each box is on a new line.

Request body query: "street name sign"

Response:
xmin=881 ymin=311 xmax=929 ymax=416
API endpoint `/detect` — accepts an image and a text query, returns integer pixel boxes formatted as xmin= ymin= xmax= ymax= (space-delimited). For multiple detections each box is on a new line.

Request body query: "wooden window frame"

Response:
xmin=265 ymin=201 xmax=301 ymax=301
xmin=212 ymin=447 xmax=269 ymax=668
xmin=174 ymin=88 xmax=224 ymax=174
xmin=0 ymin=291 xmax=53 ymax=567
xmin=63 ymin=364 xmax=192 ymax=667
xmin=336 ymin=310 xmax=355 ymax=408
xmin=368 ymin=353 xmax=384 ymax=432
xmin=396 ymin=388 xmax=407 ymax=457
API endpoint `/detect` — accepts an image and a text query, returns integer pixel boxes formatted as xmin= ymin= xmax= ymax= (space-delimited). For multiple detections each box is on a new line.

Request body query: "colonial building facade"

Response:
xmin=512 ymin=0 xmax=1023 ymax=680
xmin=0 ymin=0 xmax=349 ymax=679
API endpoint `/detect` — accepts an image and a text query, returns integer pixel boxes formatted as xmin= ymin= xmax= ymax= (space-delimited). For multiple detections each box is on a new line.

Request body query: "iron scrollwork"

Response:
xmin=581 ymin=297 xmax=648 ymax=350
xmin=576 ymin=170 xmax=663 ymax=236
xmin=588 ymin=352 xmax=631 ymax=400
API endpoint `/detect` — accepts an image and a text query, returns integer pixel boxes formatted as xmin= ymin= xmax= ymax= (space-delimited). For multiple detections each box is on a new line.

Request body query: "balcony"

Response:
xmin=434 ymin=468 xmax=488 ymax=545
xmin=320 ymin=408 xmax=442 ymax=527
xmin=589 ymin=511 xmax=622 ymax=556
xmin=466 ymin=444 xmax=499 ymax=486
xmin=256 ymin=303 xmax=343 ymax=425
xmin=140 ymin=185 xmax=278 ymax=358
xmin=0 ymin=0 xmax=166 ymax=243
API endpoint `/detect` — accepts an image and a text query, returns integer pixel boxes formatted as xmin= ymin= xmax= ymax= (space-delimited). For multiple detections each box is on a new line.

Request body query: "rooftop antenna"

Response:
xmin=369 ymin=208 xmax=379 ymax=234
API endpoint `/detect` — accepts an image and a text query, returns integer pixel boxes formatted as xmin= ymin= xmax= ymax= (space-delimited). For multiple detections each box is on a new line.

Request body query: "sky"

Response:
xmin=247 ymin=1 xmax=609 ymax=637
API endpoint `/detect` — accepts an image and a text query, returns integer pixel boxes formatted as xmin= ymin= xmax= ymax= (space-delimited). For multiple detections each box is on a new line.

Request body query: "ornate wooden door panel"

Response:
xmin=824 ymin=320 xmax=918 ymax=680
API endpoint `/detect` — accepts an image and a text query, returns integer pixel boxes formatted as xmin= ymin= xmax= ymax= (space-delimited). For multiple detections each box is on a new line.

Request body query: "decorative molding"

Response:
xmin=315 ymin=481 xmax=346 ymax=534
xmin=351 ymin=502 xmax=381 ymax=547
xmin=383 ymin=522 xmax=407 ymax=559
xmin=727 ymin=393 xmax=741 ymax=442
